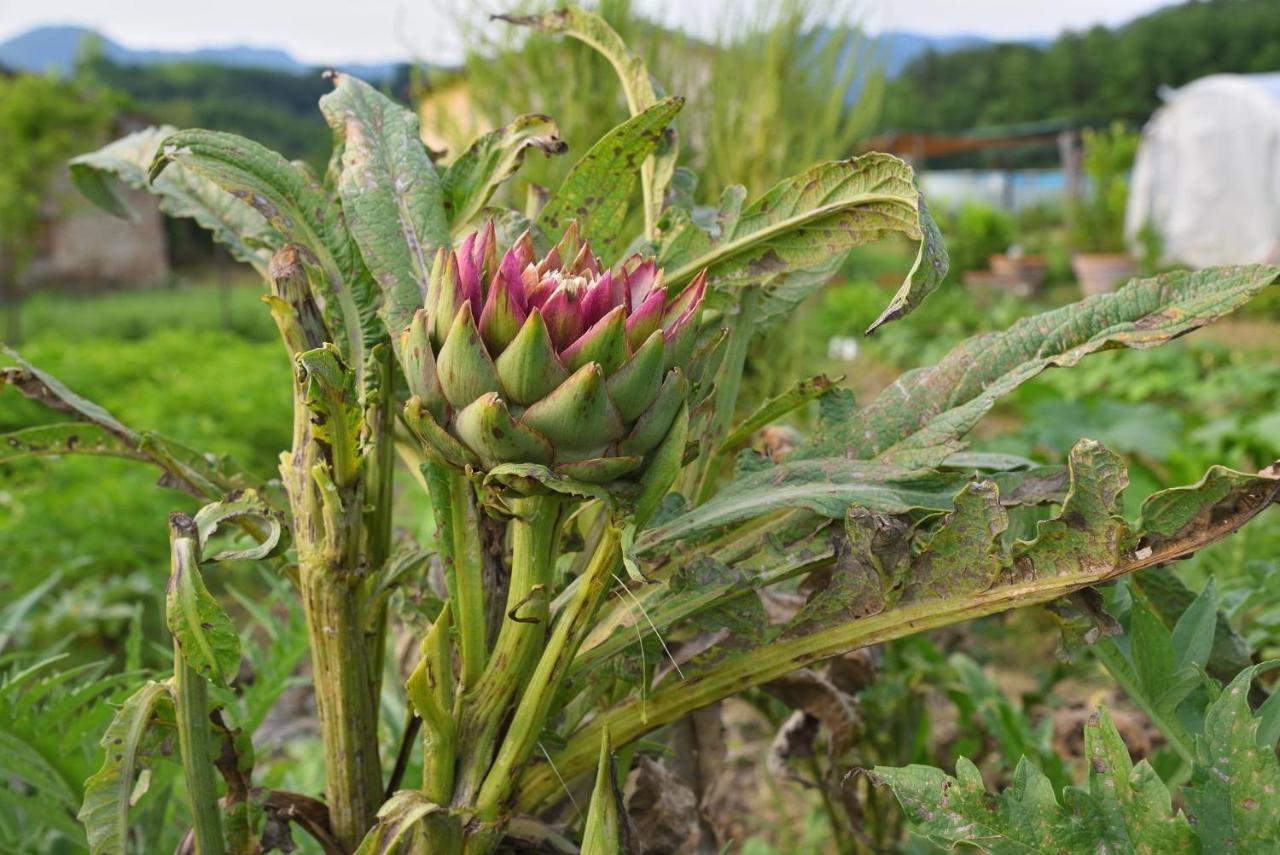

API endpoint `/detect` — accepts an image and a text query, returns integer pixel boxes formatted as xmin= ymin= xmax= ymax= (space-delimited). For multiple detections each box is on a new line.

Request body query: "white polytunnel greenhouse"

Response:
xmin=1127 ymin=72 xmax=1280 ymax=268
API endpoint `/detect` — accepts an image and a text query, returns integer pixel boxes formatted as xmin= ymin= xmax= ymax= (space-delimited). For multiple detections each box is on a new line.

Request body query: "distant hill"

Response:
xmin=877 ymin=32 xmax=1003 ymax=77
xmin=0 ymin=25 xmax=398 ymax=80
xmin=0 ymin=23 xmax=1007 ymax=81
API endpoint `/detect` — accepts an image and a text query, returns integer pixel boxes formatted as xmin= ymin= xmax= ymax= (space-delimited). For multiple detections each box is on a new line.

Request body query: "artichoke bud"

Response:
xmin=402 ymin=221 xmax=707 ymax=485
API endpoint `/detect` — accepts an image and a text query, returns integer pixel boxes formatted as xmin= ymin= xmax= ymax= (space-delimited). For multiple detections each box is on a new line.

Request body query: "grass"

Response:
xmin=0 ymin=276 xmax=442 ymax=665
xmin=1 ymin=279 xmax=288 ymax=656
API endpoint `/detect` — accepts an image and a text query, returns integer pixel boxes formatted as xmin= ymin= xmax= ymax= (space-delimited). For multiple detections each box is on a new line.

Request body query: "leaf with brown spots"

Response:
xmin=536 ymin=97 xmax=684 ymax=258
xmin=1184 ymin=662 xmax=1280 ymax=852
xmin=657 ymin=153 xmax=946 ymax=335
xmin=499 ymin=5 xmax=676 ymax=241
xmin=871 ymin=705 xmax=1197 ymax=853
xmin=1 ymin=350 xmax=263 ymax=501
xmin=77 ymin=680 xmax=175 ymax=855
xmin=841 ymin=265 xmax=1280 ymax=468
xmin=442 ymin=113 xmax=568 ymax=236
xmin=320 ymin=72 xmax=452 ymax=335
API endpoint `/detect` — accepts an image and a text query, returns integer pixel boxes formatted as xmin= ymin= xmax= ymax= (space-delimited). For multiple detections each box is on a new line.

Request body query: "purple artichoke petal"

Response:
xmin=661 ymin=270 xmax=707 ymax=370
xmin=623 ymin=257 xmax=661 ymax=310
xmin=494 ymin=309 xmax=569 ymax=405
xmin=541 ymin=285 xmax=587 ymax=350
xmin=625 ymin=287 xmax=667 ymax=352
xmin=579 ymin=270 xmax=624 ymax=329
xmin=478 ymin=267 xmax=528 ymax=353
xmin=569 ymin=242 xmax=601 ymax=276
xmin=661 ymin=269 xmax=707 ymax=334
xmin=561 ymin=305 xmax=627 ymax=374
xmin=435 ymin=304 xmax=502 ymax=409
xmin=508 ymin=229 xmax=536 ymax=272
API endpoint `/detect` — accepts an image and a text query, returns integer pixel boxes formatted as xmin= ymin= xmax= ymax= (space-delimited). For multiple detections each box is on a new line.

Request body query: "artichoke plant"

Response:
xmin=401 ymin=220 xmax=706 ymax=483
xmin=38 ymin=6 xmax=1280 ymax=855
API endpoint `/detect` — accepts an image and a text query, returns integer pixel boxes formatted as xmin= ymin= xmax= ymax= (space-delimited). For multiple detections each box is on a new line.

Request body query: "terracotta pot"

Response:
xmin=989 ymin=253 xmax=1049 ymax=296
xmin=1072 ymin=253 xmax=1136 ymax=297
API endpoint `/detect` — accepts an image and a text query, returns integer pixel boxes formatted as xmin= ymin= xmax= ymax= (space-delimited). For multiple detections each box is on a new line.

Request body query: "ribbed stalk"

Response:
xmin=424 ymin=464 xmax=489 ymax=691
xmin=514 ymin=535 xmax=1202 ymax=810
xmin=173 ymin=642 xmax=225 ymax=855
xmin=300 ymin=562 xmax=382 ymax=850
xmin=470 ymin=521 xmax=622 ymax=834
xmin=453 ymin=496 xmax=563 ymax=803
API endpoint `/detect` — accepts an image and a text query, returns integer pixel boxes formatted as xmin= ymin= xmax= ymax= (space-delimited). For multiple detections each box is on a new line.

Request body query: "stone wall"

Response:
xmin=26 ymin=175 xmax=169 ymax=290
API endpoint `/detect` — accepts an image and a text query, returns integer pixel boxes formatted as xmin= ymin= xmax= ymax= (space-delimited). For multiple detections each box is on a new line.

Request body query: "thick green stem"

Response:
xmin=454 ymin=496 xmax=563 ymax=803
xmin=173 ymin=642 xmax=226 ymax=855
xmin=426 ymin=464 xmax=488 ymax=690
xmin=300 ymin=563 xmax=383 ymax=851
xmin=473 ymin=522 xmax=622 ymax=826
xmin=451 ymin=471 xmax=488 ymax=689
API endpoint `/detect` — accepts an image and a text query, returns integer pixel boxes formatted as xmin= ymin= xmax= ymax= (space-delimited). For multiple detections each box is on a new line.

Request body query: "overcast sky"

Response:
xmin=0 ymin=0 xmax=1177 ymax=65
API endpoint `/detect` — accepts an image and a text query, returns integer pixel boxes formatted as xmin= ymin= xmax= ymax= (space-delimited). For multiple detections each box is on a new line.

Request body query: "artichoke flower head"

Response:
xmin=402 ymin=221 xmax=706 ymax=485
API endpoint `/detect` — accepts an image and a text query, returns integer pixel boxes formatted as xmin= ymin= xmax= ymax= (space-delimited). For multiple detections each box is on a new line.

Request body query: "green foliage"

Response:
xmin=874 ymin=663 xmax=1280 ymax=854
xmin=882 ymin=0 xmax=1280 ymax=136
xmin=0 ymin=287 xmax=289 ymax=606
xmin=1071 ymin=123 xmax=1138 ymax=253
xmin=940 ymin=201 xmax=1014 ymax=275
xmin=0 ymin=72 xmax=111 ymax=279
xmin=451 ymin=0 xmax=882 ymax=205
xmin=2 ymin=6 xmax=1275 ymax=853
xmin=0 ymin=654 xmax=168 ymax=853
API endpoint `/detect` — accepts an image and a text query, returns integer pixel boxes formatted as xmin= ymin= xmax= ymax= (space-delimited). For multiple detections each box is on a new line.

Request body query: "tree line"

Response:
xmin=880 ymin=0 xmax=1280 ymax=134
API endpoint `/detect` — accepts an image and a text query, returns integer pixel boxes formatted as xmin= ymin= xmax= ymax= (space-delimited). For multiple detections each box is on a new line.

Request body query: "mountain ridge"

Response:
xmin=0 ymin=23 xmax=1022 ymax=80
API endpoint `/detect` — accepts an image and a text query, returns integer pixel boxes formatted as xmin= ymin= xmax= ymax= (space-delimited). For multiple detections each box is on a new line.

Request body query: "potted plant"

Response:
xmin=989 ymin=244 xmax=1048 ymax=296
xmin=1071 ymin=122 xmax=1138 ymax=295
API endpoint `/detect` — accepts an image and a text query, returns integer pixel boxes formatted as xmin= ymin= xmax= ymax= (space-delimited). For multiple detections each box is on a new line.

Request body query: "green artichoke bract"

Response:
xmin=401 ymin=221 xmax=706 ymax=484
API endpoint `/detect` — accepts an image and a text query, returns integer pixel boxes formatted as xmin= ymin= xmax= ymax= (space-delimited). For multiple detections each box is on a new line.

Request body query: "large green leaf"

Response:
xmin=658 ymin=154 xmax=946 ymax=332
xmin=320 ymin=72 xmax=452 ymax=335
xmin=873 ymin=663 xmax=1280 ymax=854
xmin=1184 ymin=663 xmax=1280 ymax=852
xmin=77 ymin=681 xmax=173 ymax=855
xmin=442 ymin=114 xmax=567 ymax=234
xmin=166 ymin=516 xmax=241 ymax=687
xmin=871 ymin=705 xmax=1196 ymax=853
xmin=637 ymin=457 xmax=1065 ymax=553
xmin=840 ymin=265 xmax=1280 ymax=467
xmin=69 ymin=125 xmax=276 ymax=275
xmin=149 ymin=128 xmax=377 ymax=372
xmin=517 ymin=448 xmax=1280 ymax=811
xmin=536 ymin=97 xmax=684 ymax=256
